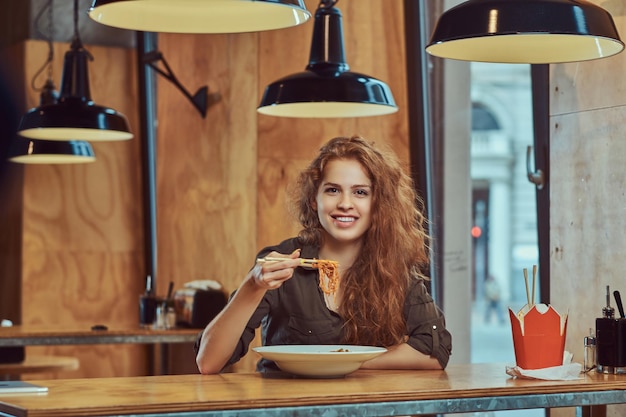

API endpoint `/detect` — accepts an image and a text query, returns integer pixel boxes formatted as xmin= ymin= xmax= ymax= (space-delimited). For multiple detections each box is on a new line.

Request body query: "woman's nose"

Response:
xmin=337 ymin=196 xmax=353 ymax=209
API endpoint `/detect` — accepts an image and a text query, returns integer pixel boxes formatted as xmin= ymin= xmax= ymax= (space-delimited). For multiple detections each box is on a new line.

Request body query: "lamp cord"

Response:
xmin=319 ymin=0 xmax=339 ymax=10
xmin=73 ymin=0 xmax=79 ymax=43
xmin=30 ymin=0 xmax=54 ymax=93
xmin=71 ymin=0 xmax=93 ymax=60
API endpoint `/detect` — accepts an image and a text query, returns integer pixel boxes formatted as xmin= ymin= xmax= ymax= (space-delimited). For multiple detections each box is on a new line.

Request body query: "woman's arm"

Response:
xmin=195 ymin=277 xmax=267 ymax=374
xmin=195 ymin=252 xmax=301 ymax=374
xmin=359 ymin=342 xmax=443 ymax=370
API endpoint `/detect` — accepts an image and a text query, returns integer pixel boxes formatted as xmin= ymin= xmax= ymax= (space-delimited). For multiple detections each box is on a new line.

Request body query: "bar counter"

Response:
xmin=0 ymin=325 xmax=200 ymax=346
xmin=0 ymin=324 xmax=201 ymax=375
xmin=1 ymin=363 xmax=625 ymax=417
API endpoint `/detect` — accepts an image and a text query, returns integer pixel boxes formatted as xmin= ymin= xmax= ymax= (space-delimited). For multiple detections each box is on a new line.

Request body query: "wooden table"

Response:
xmin=0 ymin=325 xmax=201 ymax=375
xmin=0 ymin=325 xmax=200 ymax=347
xmin=0 ymin=356 xmax=79 ymax=380
xmin=0 ymin=363 xmax=624 ymax=417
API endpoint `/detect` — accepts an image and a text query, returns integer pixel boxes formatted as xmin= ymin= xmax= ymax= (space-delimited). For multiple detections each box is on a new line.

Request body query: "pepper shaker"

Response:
xmin=584 ymin=328 xmax=596 ymax=373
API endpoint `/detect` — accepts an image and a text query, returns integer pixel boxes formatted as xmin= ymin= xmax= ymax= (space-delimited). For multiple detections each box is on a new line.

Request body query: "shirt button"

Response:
xmin=432 ymin=325 xmax=437 ymax=330
xmin=308 ymin=330 xmax=312 ymax=334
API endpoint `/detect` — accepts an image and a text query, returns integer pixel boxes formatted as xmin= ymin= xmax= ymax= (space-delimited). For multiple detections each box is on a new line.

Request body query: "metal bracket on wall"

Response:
xmin=142 ymin=51 xmax=221 ymax=118
xmin=526 ymin=145 xmax=545 ymax=190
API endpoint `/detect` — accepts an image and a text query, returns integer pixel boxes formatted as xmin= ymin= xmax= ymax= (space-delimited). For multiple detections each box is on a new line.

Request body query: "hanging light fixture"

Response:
xmin=17 ymin=0 xmax=132 ymax=141
xmin=11 ymin=79 xmax=96 ymax=164
xmin=88 ymin=0 xmax=311 ymax=33
xmin=258 ymin=0 xmax=397 ymax=118
xmin=426 ymin=0 xmax=624 ymax=64
xmin=9 ymin=139 xmax=96 ymax=164
xmin=9 ymin=0 xmax=96 ymax=164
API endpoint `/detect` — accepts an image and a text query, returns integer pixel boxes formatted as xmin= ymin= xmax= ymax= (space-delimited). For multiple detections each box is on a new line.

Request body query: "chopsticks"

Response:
xmin=523 ymin=265 xmax=538 ymax=308
xmin=256 ymin=257 xmax=329 ymax=267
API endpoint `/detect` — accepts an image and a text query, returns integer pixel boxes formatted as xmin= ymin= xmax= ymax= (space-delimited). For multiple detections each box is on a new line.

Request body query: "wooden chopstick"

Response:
xmin=523 ymin=268 xmax=531 ymax=307
xmin=256 ymin=257 xmax=336 ymax=267
xmin=530 ymin=265 xmax=537 ymax=305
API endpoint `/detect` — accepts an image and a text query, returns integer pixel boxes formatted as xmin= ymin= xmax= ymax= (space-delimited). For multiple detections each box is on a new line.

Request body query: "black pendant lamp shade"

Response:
xmin=17 ymin=38 xmax=133 ymax=141
xmin=88 ymin=0 xmax=311 ymax=34
xmin=9 ymin=139 xmax=96 ymax=164
xmin=258 ymin=2 xmax=397 ymax=118
xmin=426 ymin=0 xmax=624 ymax=64
xmin=10 ymin=83 xmax=96 ymax=164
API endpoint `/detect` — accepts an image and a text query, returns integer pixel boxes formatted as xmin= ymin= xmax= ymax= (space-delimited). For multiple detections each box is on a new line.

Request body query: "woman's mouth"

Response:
xmin=333 ymin=216 xmax=356 ymax=224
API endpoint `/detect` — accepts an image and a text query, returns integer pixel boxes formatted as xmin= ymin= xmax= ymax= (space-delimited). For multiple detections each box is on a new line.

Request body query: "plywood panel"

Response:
xmin=20 ymin=40 xmax=145 ymax=377
xmin=550 ymin=2 xmax=626 ymax=116
xmin=156 ymin=33 xmax=259 ymax=372
xmin=156 ymin=32 xmax=258 ymax=295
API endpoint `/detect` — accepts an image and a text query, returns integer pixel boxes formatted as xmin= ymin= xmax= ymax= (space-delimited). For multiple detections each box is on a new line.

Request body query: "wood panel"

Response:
xmin=155 ymin=32 xmax=259 ymax=372
xmin=19 ymin=40 xmax=145 ymax=378
xmin=155 ymin=32 xmax=258 ymax=295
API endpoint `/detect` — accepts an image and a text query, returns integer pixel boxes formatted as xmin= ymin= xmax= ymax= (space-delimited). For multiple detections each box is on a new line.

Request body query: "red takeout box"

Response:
xmin=508 ymin=304 xmax=568 ymax=370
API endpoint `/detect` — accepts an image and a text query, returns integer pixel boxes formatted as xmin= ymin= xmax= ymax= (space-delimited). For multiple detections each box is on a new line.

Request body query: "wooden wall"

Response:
xmin=16 ymin=39 xmax=146 ymax=378
xmin=8 ymin=0 xmax=409 ymax=377
xmin=157 ymin=0 xmax=409 ymax=373
xmin=550 ymin=1 xmax=626 ymax=416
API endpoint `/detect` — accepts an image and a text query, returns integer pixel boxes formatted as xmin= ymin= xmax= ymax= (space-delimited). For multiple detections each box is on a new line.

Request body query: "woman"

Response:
xmin=195 ymin=136 xmax=452 ymax=374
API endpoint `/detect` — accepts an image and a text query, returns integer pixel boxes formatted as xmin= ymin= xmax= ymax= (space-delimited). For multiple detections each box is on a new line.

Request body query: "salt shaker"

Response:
xmin=584 ymin=328 xmax=596 ymax=372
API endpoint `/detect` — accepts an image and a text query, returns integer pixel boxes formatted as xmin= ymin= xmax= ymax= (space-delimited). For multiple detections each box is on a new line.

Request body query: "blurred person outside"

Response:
xmin=484 ymin=274 xmax=505 ymax=325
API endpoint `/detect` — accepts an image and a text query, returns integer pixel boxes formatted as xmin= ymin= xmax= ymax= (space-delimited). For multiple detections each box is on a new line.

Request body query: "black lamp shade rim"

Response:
xmin=427 ymin=0 xmax=624 ymax=63
xmin=259 ymin=70 xmax=397 ymax=109
xmin=8 ymin=138 xmax=96 ymax=164
xmin=18 ymin=100 xmax=133 ymax=141
xmin=88 ymin=0 xmax=311 ymax=33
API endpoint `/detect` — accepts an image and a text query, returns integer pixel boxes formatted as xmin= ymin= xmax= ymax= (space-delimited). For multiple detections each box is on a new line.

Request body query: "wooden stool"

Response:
xmin=0 ymin=355 xmax=79 ymax=380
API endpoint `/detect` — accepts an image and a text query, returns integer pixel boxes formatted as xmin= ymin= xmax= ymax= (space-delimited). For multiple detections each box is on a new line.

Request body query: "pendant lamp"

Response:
xmin=10 ymin=79 xmax=96 ymax=164
xmin=258 ymin=0 xmax=398 ymax=118
xmin=88 ymin=0 xmax=311 ymax=34
xmin=18 ymin=0 xmax=132 ymax=141
xmin=9 ymin=0 xmax=96 ymax=165
xmin=426 ymin=0 xmax=624 ymax=64
xmin=9 ymin=139 xmax=96 ymax=164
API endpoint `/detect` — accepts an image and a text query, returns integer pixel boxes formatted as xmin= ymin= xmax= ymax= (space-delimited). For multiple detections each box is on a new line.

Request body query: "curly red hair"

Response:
xmin=290 ymin=136 xmax=430 ymax=347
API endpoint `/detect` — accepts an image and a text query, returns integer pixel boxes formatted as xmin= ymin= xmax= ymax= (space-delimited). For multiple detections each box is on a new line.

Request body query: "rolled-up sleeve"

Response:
xmin=405 ymin=280 xmax=452 ymax=368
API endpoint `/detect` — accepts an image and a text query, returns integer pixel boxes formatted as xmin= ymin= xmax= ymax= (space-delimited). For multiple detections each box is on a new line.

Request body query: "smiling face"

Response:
xmin=314 ymin=158 xmax=373 ymax=249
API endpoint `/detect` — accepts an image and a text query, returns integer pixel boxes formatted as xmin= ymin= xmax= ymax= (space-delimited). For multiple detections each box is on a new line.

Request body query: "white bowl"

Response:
xmin=252 ymin=344 xmax=387 ymax=378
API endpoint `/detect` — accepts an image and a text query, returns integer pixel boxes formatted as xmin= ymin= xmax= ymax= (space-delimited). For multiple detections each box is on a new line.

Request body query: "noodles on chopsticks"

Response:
xmin=256 ymin=257 xmax=340 ymax=295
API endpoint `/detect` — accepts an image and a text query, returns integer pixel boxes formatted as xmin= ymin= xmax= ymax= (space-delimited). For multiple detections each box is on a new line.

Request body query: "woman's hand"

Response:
xmin=250 ymin=249 xmax=302 ymax=290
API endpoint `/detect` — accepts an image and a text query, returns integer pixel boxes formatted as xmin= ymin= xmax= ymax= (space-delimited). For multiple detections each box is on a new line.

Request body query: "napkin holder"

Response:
xmin=0 ymin=347 xmax=25 ymax=364
xmin=509 ymin=304 xmax=568 ymax=370
xmin=173 ymin=282 xmax=227 ymax=328
xmin=596 ymin=317 xmax=626 ymax=374
xmin=0 ymin=320 xmax=24 ymax=363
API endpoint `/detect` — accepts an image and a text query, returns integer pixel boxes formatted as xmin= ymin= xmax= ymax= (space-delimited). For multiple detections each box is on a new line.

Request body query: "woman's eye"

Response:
xmin=325 ymin=187 xmax=339 ymax=194
xmin=355 ymin=189 xmax=369 ymax=196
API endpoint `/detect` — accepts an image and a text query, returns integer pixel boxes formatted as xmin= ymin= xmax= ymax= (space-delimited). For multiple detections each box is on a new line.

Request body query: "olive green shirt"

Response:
xmin=204 ymin=237 xmax=452 ymax=372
